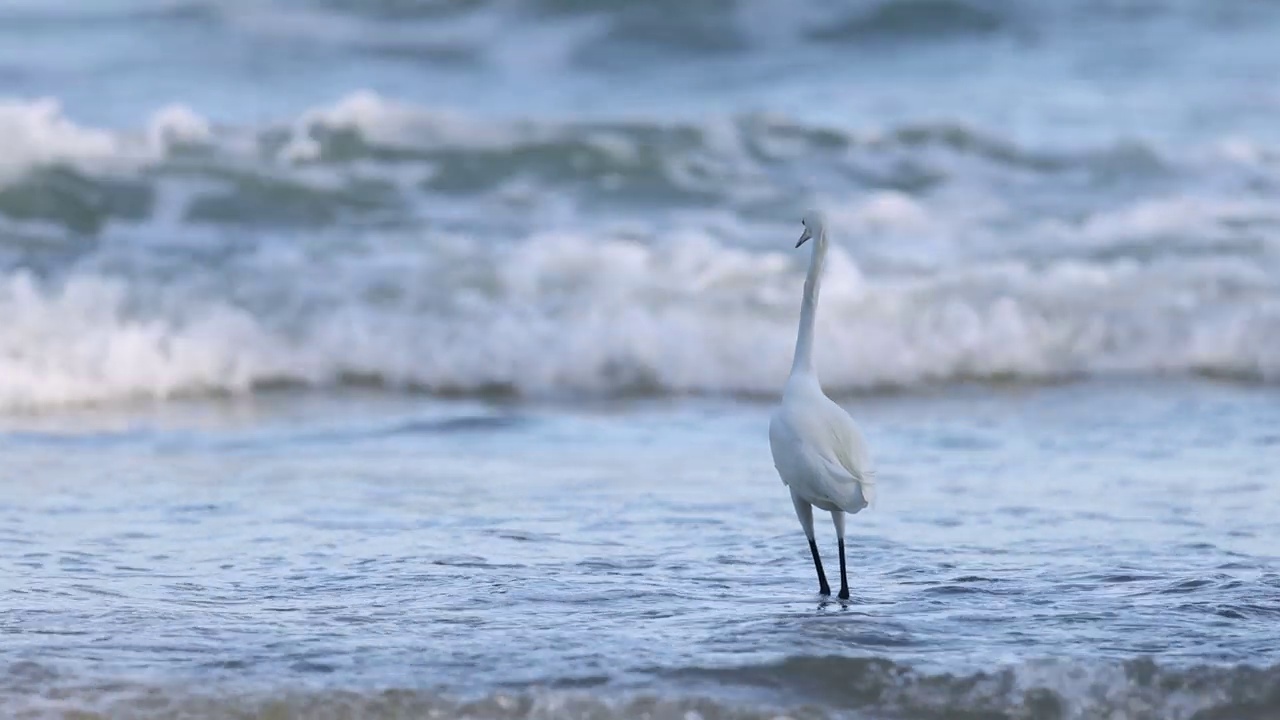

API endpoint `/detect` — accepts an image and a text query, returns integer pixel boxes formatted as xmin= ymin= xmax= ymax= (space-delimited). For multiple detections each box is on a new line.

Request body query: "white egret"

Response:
xmin=769 ymin=210 xmax=875 ymax=600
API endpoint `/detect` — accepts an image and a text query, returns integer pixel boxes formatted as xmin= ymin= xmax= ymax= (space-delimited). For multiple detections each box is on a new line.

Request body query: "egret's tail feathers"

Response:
xmin=861 ymin=475 xmax=876 ymax=509
xmin=831 ymin=473 xmax=874 ymax=513
xmin=855 ymin=469 xmax=876 ymax=510
xmin=817 ymin=454 xmax=877 ymax=512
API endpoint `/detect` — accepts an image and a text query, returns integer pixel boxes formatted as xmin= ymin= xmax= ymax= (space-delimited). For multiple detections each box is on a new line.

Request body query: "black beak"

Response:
xmin=796 ymin=228 xmax=812 ymax=248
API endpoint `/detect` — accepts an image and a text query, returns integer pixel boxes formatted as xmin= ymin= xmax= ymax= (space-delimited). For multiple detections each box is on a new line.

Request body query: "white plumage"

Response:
xmin=768 ymin=209 xmax=875 ymax=600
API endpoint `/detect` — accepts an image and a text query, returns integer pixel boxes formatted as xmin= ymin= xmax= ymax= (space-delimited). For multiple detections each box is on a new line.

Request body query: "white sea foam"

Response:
xmin=2 ymin=225 xmax=1277 ymax=411
xmin=0 ymin=98 xmax=124 ymax=181
xmin=0 ymin=97 xmax=221 ymax=182
xmin=146 ymin=103 xmax=212 ymax=152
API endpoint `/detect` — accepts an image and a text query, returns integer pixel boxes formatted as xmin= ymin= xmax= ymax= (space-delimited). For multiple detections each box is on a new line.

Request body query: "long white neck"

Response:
xmin=790 ymin=229 xmax=827 ymax=377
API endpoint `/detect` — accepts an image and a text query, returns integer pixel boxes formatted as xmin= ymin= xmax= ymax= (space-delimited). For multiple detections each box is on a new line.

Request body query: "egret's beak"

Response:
xmin=796 ymin=227 xmax=812 ymax=248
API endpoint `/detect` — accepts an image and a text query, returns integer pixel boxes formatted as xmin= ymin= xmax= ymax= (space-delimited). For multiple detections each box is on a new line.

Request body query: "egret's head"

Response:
xmin=796 ymin=209 xmax=827 ymax=248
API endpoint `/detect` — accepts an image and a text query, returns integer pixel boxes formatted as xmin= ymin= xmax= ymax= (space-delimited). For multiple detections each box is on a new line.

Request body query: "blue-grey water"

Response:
xmin=2 ymin=1 xmax=1280 ymax=718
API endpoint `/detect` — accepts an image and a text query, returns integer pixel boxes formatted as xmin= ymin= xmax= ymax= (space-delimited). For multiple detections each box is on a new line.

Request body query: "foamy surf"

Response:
xmin=0 ymin=92 xmax=1277 ymax=411
xmin=2 ymin=228 xmax=1277 ymax=411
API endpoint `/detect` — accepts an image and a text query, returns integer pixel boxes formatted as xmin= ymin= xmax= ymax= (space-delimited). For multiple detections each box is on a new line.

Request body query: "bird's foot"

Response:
xmin=819 ymin=584 xmax=831 ymax=596
xmin=837 ymin=587 xmax=850 ymax=600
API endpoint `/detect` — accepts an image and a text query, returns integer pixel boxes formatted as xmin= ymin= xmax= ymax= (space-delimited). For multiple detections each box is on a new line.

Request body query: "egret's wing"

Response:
xmin=768 ymin=410 xmax=804 ymax=485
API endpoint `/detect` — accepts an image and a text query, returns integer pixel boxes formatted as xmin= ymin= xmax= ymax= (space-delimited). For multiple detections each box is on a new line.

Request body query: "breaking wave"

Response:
xmin=1 ymin=230 xmax=1277 ymax=411
xmin=0 ymin=93 xmax=1277 ymax=411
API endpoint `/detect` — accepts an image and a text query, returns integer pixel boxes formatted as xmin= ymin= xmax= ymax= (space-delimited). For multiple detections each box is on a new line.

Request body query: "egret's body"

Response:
xmin=769 ymin=211 xmax=875 ymax=600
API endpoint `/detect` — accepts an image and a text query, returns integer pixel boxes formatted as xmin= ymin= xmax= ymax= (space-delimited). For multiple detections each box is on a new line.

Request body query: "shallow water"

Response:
xmin=5 ymin=380 xmax=1279 ymax=718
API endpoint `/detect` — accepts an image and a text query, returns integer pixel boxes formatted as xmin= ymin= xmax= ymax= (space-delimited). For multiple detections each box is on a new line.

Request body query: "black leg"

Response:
xmin=808 ymin=538 xmax=831 ymax=595
xmin=837 ymin=539 xmax=849 ymax=600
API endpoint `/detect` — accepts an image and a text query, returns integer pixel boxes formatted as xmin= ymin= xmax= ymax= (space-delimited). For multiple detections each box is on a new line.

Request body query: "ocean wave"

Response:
xmin=1 ymin=227 xmax=1277 ymax=412
xmin=807 ymin=0 xmax=1009 ymax=43
xmin=0 ymin=93 xmax=1188 ymax=234
xmin=224 ymin=0 xmax=1019 ymax=69
xmin=5 ymin=657 xmax=1278 ymax=719
xmin=0 ymin=93 xmax=1276 ymax=411
xmin=227 ymin=0 xmax=1280 ymax=63
xmin=670 ymin=655 xmax=1280 ymax=719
